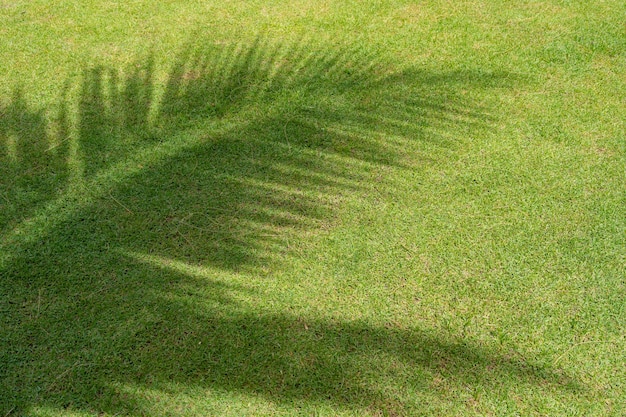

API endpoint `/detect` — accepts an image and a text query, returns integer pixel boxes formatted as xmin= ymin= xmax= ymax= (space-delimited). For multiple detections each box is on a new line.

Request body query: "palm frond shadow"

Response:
xmin=1 ymin=37 xmax=576 ymax=415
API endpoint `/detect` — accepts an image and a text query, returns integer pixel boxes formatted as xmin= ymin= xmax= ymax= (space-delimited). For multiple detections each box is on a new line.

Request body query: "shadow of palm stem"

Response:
xmin=0 ymin=36 xmax=575 ymax=416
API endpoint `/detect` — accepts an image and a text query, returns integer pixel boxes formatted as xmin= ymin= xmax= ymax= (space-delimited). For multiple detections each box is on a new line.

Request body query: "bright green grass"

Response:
xmin=1 ymin=1 xmax=625 ymax=416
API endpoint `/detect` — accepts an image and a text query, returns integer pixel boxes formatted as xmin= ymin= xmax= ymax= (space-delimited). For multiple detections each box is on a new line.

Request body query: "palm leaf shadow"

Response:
xmin=0 ymin=37 xmax=578 ymax=416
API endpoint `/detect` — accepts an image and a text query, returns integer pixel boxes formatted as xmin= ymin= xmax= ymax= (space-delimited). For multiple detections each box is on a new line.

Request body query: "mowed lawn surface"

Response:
xmin=1 ymin=1 xmax=625 ymax=416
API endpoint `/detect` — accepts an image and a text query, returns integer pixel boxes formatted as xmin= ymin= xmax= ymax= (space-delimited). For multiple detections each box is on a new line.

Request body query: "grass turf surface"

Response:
xmin=1 ymin=1 xmax=625 ymax=416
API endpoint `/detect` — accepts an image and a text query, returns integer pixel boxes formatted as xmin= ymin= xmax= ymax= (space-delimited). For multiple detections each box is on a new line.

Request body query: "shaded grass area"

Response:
xmin=0 ymin=36 xmax=583 ymax=416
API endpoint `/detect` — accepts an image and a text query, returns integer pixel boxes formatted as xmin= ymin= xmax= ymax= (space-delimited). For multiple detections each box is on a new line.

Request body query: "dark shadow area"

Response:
xmin=0 ymin=37 xmax=575 ymax=415
xmin=0 ymin=88 xmax=70 ymax=233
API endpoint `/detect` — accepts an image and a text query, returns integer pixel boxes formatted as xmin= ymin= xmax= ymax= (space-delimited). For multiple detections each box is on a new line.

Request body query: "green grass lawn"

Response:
xmin=1 ymin=1 xmax=625 ymax=416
